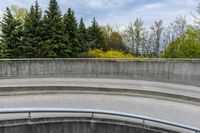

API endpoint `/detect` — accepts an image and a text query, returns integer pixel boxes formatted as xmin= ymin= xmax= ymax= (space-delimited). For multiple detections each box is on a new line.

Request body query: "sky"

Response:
xmin=0 ymin=0 xmax=198 ymax=29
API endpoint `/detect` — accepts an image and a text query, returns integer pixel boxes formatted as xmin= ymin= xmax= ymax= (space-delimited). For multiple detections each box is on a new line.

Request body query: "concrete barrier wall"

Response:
xmin=0 ymin=122 xmax=160 ymax=133
xmin=0 ymin=118 xmax=175 ymax=133
xmin=0 ymin=58 xmax=200 ymax=86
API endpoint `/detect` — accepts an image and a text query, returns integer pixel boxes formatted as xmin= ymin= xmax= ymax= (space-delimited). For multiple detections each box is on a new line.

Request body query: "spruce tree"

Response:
xmin=0 ymin=42 xmax=3 ymax=58
xmin=78 ymin=17 xmax=88 ymax=52
xmin=63 ymin=8 xmax=79 ymax=57
xmin=87 ymin=18 xmax=106 ymax=50
xmin=23 ymin=0 xmax=42 ymax=58
xmin=0 ymin=7 xmax=23 ymax=58
xmin=41 ymin=0 xmax=68 ymax=58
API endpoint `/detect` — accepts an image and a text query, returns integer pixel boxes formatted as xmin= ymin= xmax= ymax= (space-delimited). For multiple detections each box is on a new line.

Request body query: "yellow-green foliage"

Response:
xmin=161 ymin=38 xmax=200 ymax=58
xmin=161 ymin=28 xmax=200 ymax=58
xmin=87 ymin=49 xmax=135 ymax=58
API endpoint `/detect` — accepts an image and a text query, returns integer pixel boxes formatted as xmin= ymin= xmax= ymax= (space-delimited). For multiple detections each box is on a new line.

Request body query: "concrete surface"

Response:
xmin=0 ymin=59 xmax=200 ymax=86
xmin=0 ymin=78 xmax=200 ymax=103
xmin=0 ymin=78 xmax=199 ymax=129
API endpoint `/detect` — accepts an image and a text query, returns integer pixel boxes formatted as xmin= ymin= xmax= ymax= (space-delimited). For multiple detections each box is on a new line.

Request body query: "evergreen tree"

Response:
xmin=0 ymin=42 xmax=3 ymax=58
xmin=87 ymin=18 xmax=106 ymax=50
xmin=0 ymin=7 xmax=23 ymax=58
xmin=41 ymin=0 xmax=68 ymax=58
xmin=63 ymin=8 xmax=79 ymax=57
xmin=23 ymin=0 xmax=42 ymax=58
xmin=78 ymin=17 xmax=88 ymax=52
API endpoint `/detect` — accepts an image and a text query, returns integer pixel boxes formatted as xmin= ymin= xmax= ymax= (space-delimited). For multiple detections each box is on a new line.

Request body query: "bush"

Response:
xmin=86 ymin=49 xmax=135 ymax=58
xmin=161 ymin=28 xmax=200 ymax=58
xmin=161 ymin=38 xmax=200 ymax=58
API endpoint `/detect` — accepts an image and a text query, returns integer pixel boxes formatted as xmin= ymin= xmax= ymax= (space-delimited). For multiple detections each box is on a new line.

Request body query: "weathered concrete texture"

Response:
xmin=0 ymin=59 xmax=200 ymax=86
xmin=0 ymin=118 xmax=176 ymax=133
xmin=0 ymin=85 xmax=200 ymax=128
xmin=1 ymin=78 xmax=200 ymax=104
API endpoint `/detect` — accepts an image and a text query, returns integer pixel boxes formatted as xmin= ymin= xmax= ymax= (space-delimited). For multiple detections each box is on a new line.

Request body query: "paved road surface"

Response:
xmin=0 ymin=78 xmax=200 ymax=98
xmin=0 ymin=78 xmax=199 ymax=128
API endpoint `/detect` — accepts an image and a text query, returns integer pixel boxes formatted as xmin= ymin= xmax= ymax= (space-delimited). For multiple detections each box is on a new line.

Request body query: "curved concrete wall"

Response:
xmin=0 ymin=118 xmax=176 ymax=133
xmin=0 ymin=58 xmax=200 ymax=86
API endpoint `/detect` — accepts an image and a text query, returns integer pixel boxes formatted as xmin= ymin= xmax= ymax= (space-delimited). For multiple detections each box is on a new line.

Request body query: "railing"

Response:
xmin=0 ymin=108 xmax=199 ymax=133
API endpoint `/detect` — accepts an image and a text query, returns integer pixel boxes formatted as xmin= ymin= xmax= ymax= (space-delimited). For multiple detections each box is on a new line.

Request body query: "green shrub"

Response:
xmin=86 ymin=49 xmax=135 ymax=58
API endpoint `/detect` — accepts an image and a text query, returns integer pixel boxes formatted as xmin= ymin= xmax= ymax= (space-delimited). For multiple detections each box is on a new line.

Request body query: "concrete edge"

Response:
xmin=0 ymin=58 xmax=200 ymax=62
xmin=0 ymin=86 xmax=200 ymax=106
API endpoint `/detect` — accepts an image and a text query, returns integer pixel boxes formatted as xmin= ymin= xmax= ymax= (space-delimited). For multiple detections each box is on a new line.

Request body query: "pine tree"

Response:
xmin=23 ymin=0 xmax=42 ymax=58
xmin=78 ymin=17 xmax=88 ymax=52
xmin=87 ymin=18 xmax=106 ymax=50
xmin=0 ymin=7 xmax=23 ymax=58
xmin=63 ymin=8 xmax=79 ymax=57
xmin=0 ymin=42 xmax=3 ymax=58
xmin=41 ymin=0 xmax=68 ymax=58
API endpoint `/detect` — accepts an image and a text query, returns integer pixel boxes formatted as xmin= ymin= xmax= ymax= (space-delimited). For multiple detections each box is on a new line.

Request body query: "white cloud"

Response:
xmin=94 ymin=0 xmax=196 ymax=29
xmin=0 ymin=0 xmax=197 ymax=28
xmin=84 ymin=0 xmax=134 ymax=9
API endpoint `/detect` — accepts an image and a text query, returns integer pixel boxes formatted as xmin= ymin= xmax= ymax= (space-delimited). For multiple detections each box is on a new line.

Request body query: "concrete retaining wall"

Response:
xmin=0 ymin=58 xmax=200 ymax=86
xmin=0 ymin=122 xmax=160 ymax=133
xmin=0 ymin=118 xmax=176 ymax=133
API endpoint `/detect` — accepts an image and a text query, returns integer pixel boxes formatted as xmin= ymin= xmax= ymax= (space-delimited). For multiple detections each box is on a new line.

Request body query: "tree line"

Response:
xmin=1 ymin=0 xmax=200 ymax=58
xmin=123 ymin=16 xmax=187 ymax=57
xmin=0 ymin=0 xmax=124 ymax=58
xmin=123 ymin=2 xmax=200 ymax=58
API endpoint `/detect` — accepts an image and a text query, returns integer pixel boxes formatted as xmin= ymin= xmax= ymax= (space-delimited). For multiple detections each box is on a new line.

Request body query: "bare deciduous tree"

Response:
xmin=151 ymin=20 xmax=163 ymax=57
xmin=124 ymin=23 xmax=135 ymax=53
xmin=124 ymin=18 xmax=144 ymax=55
xmin=162 ymin=16 xmax=187 ymax=49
